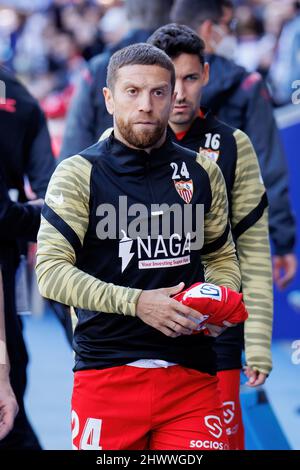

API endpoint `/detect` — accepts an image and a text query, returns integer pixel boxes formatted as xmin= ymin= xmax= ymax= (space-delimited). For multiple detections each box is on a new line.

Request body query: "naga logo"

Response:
xmin=119 ymin=231 xmax=135 ymax=273
xmin=204 ymin=415 xmax=223 ymax=439
xmin=223 ymin=401 xmax=235 ymax=425
xmin=118 ymin=231 xmax=191 ymax=273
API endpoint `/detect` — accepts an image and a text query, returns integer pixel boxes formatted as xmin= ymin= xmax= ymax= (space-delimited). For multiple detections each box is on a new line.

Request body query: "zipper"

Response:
xmin=144 ymin=155 xmax=156 ymax=204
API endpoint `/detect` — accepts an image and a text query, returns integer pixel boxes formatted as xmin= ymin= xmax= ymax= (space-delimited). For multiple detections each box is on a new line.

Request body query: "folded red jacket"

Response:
xmin=173 ymin=282 xmax=248 ymax=331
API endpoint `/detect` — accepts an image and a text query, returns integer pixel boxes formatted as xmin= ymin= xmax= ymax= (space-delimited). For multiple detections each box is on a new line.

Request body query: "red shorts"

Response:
xmin=217 ymin=369 xmax=245 ymax=450
xmin=71 ymin=364 xmax=229 ymax=450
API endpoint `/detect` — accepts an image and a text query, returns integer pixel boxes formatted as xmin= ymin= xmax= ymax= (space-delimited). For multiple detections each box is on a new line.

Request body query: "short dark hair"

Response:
xmin=106 ymin=43 xmax=176 ymax=92
xmin=148 ymin=24 xmax=205 ymax=66
xmin=170 ymin=0 xmax=223 ymax=31
xmin=125 ymin=0 xmax=174 ymax=30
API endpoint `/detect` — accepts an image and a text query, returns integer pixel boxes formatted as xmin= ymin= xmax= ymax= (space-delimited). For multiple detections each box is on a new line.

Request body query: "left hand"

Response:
xmin=243 ymin=366 xmax=268 ymax=387
xmin=202 ymin=321 xmax=235 ymax=338
xmin=273 ymin=254 xmax=297 ymax=290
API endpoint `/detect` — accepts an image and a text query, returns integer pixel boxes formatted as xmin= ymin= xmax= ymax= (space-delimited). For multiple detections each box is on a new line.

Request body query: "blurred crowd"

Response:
xmin=0 ymin=0 xmax=128 ymax=117
xmin=1 ymin=0 xmax=300 ymax=111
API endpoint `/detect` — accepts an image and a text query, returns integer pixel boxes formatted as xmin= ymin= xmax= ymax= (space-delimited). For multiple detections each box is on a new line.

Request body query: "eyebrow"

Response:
xmin=122 ymin=81 xmax=170 ymax=90
xmin=183 ymin=72 xmax=201 ymax=76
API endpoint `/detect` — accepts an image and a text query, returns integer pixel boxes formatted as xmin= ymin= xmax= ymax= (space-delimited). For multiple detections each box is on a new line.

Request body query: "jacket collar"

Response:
xmin=103 ymin=130 xmax=175 ymax=169
xmin=168 ymin=108 xmax=218 ymax=145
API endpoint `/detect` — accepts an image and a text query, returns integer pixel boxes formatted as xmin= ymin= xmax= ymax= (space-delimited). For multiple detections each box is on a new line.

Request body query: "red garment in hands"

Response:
xmin=173 ymin=282 xmax=248 ymax=331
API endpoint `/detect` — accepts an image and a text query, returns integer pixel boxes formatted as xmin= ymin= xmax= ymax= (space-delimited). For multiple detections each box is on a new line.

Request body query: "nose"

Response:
xmin=175 ymin=80 xmax=185 ymax=102
xmin=138 ymin=91 xmax=152 ymax=113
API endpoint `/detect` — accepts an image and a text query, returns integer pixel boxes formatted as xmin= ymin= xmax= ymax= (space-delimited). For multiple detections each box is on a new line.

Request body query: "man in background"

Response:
xmin=171 ymin=0 xmax=297 ymax=290
xmin=148 ymin=23 xmax=273 ymax=448
xmin=0 ymin=66 xmax=55 ymax=448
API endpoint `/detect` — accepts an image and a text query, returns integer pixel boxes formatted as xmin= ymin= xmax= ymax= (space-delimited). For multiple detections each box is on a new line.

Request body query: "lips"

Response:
xmin=134 ymin=122 xmax=156 ymax=125
xmin=174 ymin=105 xmax=189 ymax=111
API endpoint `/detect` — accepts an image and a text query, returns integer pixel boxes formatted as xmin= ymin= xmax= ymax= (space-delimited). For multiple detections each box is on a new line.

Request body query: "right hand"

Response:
xmin=273 ymin=254 xmax=297 ymax=290
xmin=136 ymin=282 xmax=208 ymax=338
xmin=243 ymin=366 xmax=268 ymax=387
xmin=0 ymin=374 xmax=19 ymax=440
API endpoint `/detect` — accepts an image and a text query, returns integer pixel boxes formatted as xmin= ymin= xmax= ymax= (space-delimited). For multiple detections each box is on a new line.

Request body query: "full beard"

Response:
xmin=116 ymin=116 xmax=166 ymax=149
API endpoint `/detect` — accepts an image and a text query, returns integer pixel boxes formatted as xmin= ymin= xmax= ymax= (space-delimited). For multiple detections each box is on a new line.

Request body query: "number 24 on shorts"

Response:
xmin=72 ymin=410 xmax=103 ymax=450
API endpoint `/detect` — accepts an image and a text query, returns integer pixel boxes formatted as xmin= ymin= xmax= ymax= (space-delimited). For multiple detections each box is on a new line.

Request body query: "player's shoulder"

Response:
xmin=172 ymin=141 xmax=198 ymax=160
xmin=207 ymin=114 xmax=254 ymax=156
xmin=232 ymin=128 xmax=254 ymax=153
xmin=99 ymin=127 xmax=113 ymax=142
xmin=196 ymin=149 xmax=221 ymax=173
xmin=55 ymin=154 xmax=93 ymax=186
xmin=201 ymin=109 xmax=236 ymax=140
xmin=171 ymin=141 xmax=213 ymax=177
xmin=195 ymin=149 xmax=225 ymax=192
xmin=165 ymin=140 xmax=219 ymax=193
xmin=169 ymin=126 xmax=224 ymax=182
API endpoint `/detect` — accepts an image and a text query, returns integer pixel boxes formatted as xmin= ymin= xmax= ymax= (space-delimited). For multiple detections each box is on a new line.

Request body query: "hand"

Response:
xmin=0 ymin=375 xmax=19 ymax=440
xmin=27 ymin=198 xmax=44 ymax=207
xmin=273 ymin=254 xmax=297 ymax=290
xmin=243 ymin=366 xmax=268 ymax=387
xmin=202 ymin=320 xmax=235 ymax=338
xmin=136 ymin=282 xmax=208 ymax=338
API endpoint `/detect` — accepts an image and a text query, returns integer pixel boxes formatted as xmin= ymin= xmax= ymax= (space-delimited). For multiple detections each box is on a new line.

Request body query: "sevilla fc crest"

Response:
xmin=199 ymin=147 xmax=220 ymax=162
xmin=174 ymin=180 xmax=194 ymax=203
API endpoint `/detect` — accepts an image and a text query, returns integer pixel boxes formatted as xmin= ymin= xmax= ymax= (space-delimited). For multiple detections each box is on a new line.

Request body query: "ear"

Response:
xmin=202 ymin=62 xmax=210 ymax=87
xmin=103 ymin=87 xmax=114 ymax=115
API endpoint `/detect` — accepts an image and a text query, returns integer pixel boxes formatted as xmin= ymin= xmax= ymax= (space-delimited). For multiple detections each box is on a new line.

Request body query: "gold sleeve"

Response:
xmin=196 ymin=153 xmax=241 ymax=292
xmin=232 ymin=129 xmax=273 ymax=374
xmin=36 ymin=155 xmax=142 ymax=317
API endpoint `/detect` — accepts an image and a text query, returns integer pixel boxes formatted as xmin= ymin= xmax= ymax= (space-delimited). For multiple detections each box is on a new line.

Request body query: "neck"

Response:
xmin=113 ymin=127 xmax=167 ymax=154
xmin=169 ymin=121 xmax=191 ymax=135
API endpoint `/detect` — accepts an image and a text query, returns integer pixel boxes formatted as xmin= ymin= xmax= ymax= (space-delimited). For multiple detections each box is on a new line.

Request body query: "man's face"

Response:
xmin=103 ymin=64 xmax=175 ymax=149
xmin=169 ymin=53 xmax=209 ymax=129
